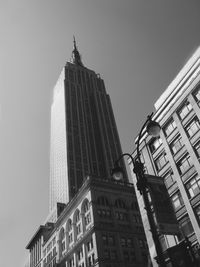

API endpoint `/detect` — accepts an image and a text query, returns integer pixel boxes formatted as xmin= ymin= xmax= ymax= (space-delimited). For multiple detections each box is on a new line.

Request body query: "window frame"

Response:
xmin=178 ymin=101 xmax=192 ymax=120
xmin=171 ymin=191 xmax=184 ymax=210
xmin=185 ymin=116 xmax=200 ymax=138
xmin=170 ymin=135 xmax=184 ymax=155
xmin=176 ymin=154 xmax=193 ymax=175
xmin=186 ymin=175 xmax=200 ymax=198
xmin=154 ymin=152 xmax=168 ymax=171
xmin=149 ymin=137 xmax=162 ymax=153
xmin=163 ymin=119 xmax=176 ymax=137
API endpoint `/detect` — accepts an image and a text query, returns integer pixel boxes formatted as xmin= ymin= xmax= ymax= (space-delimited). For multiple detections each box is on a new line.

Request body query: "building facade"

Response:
xmin=50 ymin=39 xmax=127 ymax=211
xmin=130 ymin=47 xmax=200 ymax=265
xmin=27 ymin=177 xmax=149 ymax=267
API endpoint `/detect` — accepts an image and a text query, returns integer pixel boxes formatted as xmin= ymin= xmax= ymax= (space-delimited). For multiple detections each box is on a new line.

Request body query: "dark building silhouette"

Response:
xmin=50 ymin=38 xmax=127 ymax=211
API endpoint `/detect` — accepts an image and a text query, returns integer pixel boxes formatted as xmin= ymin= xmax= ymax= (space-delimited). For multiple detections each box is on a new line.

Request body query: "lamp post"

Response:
xmin=111 ymin=113 xmax=166 ymax=267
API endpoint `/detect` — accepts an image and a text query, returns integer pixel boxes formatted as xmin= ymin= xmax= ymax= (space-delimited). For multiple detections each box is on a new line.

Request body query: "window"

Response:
xmin=115 ymin=199 xmax=126 ymax=209
xmin=194 ymin=141 xmax=200 ymax=158
xmin=97 ymin=196 xmax=109 ymax=206
xmin=88 ymin=254 xmax=95 ymax=266
xmin=102 ymin=234 xmax=115 ymax=246
xmin=171 ymin=192 xmax=183 ymax=210
xmin=178 ymin=102 xmax=192 ymax=119
xmin=194 ymin=205 xmax=200 ymax=222
xmin=77 ymin=247 xmax=84 ymax=261
xmin=176 ymin=154 xmax=193 ymax=174
xmin=185 ymin=117 xmax=200 ymax=137
xmin=67 ymin=219 xmax=73 ymax=244
xmin=75 ymin=210 xmax=82 ymax=236
xmin=149 ymin=138 xmax=162 ymax=153
xmin=120 ymin=237 xmax=134 ymax=248
xmin=97 ymin=209 xmax=111 ymax=218
xmin=164 ymin=119 xmax=176 ymax=136
xmin=179 ymin=216 xmax=194 ymax=236
xmin=186 ymin=176 xmax=200 ymax=198
xmin=154 ymin=152 xmax=168 ymax=171
xmin=69 ymin=258 xmax=75 ymax=267
xmin=164 ymin=171 xmax=175 ymax=188
xmin=59 ymin=228 xmax=65 ymax=253
xmin=110 ymin=250 xmax=117 ymax=260
xmin=132 ymin=214 xmax=141 ymax=223
xmin=87 ymin=238 xmax=94 ymax=252
xmin=123 ymin=250 xmax=135 ymax=262
xmin=83 ymin=200 xmax=91 ymax=227
xmin=115 ymin=211 xmax=128 ymax=221
xmin=193 ymin=86 xmax=200 ymax=102
xmin=170 ymin=135 xmax=184 ymax=154
xmin=139 ymin=239 xmax=147 ymax=249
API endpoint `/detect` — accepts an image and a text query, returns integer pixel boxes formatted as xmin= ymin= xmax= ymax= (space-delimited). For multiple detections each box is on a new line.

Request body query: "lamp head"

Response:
xmin=146 ymin=119 xmax=161 ymax=137
xmin=111 ymin=164 xmax=124 ymax=181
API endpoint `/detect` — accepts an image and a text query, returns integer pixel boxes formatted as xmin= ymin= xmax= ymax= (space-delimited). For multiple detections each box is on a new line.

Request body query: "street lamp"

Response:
xmin=111 ymin=113 xmax=166 ymax=267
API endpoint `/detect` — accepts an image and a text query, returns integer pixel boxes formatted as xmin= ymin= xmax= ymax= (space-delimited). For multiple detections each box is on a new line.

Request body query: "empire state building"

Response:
xmin=50 ymin=39 xmax=127 ymax=211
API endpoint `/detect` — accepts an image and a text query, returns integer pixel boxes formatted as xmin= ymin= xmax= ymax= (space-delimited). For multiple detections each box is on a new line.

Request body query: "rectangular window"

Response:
xmin=154 ymin=152 xmax=168 ymax=171
xmin=110 ymin=250 xmax=117 ymax=260
xmin=179 ymin=216 xmax=194 ymax=236
xmin=164 ymin=171 xmax=175 ymax=188
xmin=170 ymin=135 xmax=184 ymax=154
xmin=194 ymin=141 xmax=200 ymax=158
xmin=194 ymin=205 xmax=200 ymax=222
xmin=164 ymin=119 xmax=176 ymax=137
xmin=149 ymin=138 xmax=162 ymax=153
xmin=186 ymin=176 xmax=200 ymax=198
xmin=87 ymin=239 xmax=93 ymax=252
xmin=176 ymin=154 xmax=193 ymax=175
xmin=178 ymin=102 xmax=192 ymax=120
xmin=185 ymin=117 xmax=200 ymax=137
xmin=193 ymin=86 xmax=200 ymax=102
xmin=171 ymin=192 xmax=183 ymax=210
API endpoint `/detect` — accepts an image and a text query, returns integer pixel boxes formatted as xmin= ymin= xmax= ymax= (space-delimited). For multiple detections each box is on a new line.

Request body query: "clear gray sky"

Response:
xmin=1 ymin=1 xmax=200 ymax=266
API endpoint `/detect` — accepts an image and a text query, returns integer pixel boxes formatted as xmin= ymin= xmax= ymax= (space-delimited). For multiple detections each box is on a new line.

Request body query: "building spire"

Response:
xmin=72 ymin=36 xmax=84 ymax=67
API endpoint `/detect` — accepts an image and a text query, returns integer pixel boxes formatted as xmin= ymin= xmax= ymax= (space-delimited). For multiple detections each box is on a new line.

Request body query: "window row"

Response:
xmin=151 ymin=116 xmax=200 ymax=155
xmin=66 ymin=250 xmax=95 ymax=267
xmin=96 ymin=196 xmax=139 ymax=211
xmin=171 ymin=176 xmax=200 ymax=210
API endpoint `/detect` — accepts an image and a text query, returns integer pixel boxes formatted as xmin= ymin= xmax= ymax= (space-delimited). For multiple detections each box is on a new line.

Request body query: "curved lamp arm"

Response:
xmin=136 ymin=113 xmax=153 ymax=164
xmin=114 ymin=153 xmax=135 ymax=167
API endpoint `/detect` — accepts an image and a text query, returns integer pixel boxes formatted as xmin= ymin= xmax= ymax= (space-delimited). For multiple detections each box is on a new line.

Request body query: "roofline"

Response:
xmin=26 ymin=225 xmax=47 ymax=249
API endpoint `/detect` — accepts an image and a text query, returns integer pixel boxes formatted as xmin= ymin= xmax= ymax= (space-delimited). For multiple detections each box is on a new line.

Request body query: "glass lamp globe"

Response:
xmin=146 ymin=120 xmax=161 ymax=137
xmin=111 ymin=165 xmax=124 ymax=181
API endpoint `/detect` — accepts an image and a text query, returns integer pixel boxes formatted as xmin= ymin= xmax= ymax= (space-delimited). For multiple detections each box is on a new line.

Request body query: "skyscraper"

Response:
xmin=50 ymin=38 xmax=127 ymax=211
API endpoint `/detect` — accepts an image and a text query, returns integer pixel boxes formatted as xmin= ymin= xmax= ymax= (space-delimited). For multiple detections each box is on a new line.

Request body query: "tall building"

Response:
xmin=50 ymin=38 xmax=127 ymax=211
xmin=26 ymin=40 xmax=149 ymax=267
xmin=130 ymin=47 xmax=200 ymax=265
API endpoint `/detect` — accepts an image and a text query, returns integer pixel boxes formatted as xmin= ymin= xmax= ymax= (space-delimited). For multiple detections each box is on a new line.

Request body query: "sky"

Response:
xmin=1 ymin=1 xmax=200 ymax=266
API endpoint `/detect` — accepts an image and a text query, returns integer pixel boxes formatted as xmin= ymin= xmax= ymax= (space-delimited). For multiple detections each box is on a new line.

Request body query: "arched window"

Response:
xmin=59 ymin=227 xmax=65 ymax=253
xmin=74 ymin=209 xmax=82 ymax=237
xmin=67 ymin=219 xmax=73 ymax=245
xmin=97 ymin=196 xmax=109 ymax=206
xmin=115 ymin=199 xmax=126 ymax=209
xmin=82 ymin=199 xmax=91 ymax=227
xmin=115 ymin=199 xmax=128 ymax=222
xmin=83 ymin=199 xmax=90 ymax=213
